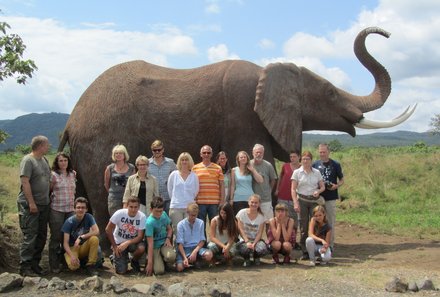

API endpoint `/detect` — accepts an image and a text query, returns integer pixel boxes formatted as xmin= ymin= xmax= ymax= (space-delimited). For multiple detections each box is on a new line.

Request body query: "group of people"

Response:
xmin=17 ymin=135 xmax=344 ymax=277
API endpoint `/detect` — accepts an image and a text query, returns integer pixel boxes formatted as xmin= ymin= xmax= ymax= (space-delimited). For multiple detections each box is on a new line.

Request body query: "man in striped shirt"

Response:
xmin=192 ymin=145 xmax=225 ymax=229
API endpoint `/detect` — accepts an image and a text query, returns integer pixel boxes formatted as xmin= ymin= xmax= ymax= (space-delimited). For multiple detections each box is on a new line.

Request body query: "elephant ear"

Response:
xmin=254 ymin=63 xmax=303 ymax=152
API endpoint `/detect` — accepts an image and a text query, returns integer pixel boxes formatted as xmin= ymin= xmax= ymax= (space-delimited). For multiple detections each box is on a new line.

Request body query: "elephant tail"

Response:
xmin=58 ymin=129 xmax=69 ymax=152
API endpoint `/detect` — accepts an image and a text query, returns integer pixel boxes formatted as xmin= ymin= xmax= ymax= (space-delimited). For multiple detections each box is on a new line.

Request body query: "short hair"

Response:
xmin=253 ymin=143 xmax=264 ymax=151
xmin=200 ymin=145 xmax=212 ymax=153
xmin=187 ymin=202 xmax=199 ymax=214
xmin=52 ymin=152 xmax=74 ymax=174
xmin=150 ymin=196 xmax=164 ymax=209
xmin=151 ymin=140 xmax=163 ymax=149
xmin=31 ymin=135 xmax=49 ymax=151
xmin=74 ymin=197 xmax=88 ymax=208
xmin=301 ymin=150 xmax=313 ymax=160
xmin=135 ymin=155 xmax=149 ymax=166
xmin=127 ymin=196 xmax=140 ymax=205
xmin=111 ymin=144 xmax=129 ymax=162
xmin=289 ymin=150 xmax=300 ymax=156
xmin=176 ymin=152 xmax=194 ymax=170
xmin=318 ymin=143 xmax=330 ymax=151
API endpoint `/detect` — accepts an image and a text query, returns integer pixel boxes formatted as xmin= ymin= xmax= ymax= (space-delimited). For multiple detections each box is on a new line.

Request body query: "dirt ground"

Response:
xmin=1 ymin=222 xmax=439 ymax=296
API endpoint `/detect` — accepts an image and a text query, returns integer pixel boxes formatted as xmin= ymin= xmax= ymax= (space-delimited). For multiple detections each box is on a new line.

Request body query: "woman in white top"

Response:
xmin=236 ymin=194 xmax=269 ymax=267
xmin=291 ymin=150 xmax=325 ymax=259
xmin=168 ymin=152 xmax=199 ymax=233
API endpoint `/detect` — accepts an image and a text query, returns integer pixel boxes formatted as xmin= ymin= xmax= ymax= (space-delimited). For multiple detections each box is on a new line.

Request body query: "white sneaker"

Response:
xmin=309 ymin=261 xmax=315 ymax=267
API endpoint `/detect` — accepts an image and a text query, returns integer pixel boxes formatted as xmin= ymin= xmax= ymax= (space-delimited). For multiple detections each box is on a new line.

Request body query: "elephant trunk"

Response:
xmin=348 ymin=27 xmax=392 ymax=113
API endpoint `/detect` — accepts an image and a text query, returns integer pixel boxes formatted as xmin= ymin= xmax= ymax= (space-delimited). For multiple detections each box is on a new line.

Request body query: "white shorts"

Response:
xmin=260 ymin=201 xmax=273 ymax=222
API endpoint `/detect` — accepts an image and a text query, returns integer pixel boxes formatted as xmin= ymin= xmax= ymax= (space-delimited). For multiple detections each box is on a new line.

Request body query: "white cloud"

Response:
xmin=207 ymin=44 xmax=240 ymax=62
xmin=258 ymin=38 xmax=275 ymax=50
xmin=205 ymin=0 xmax=220 ymax=14
xmin=0 ymin=16 xmax=198 ymax=119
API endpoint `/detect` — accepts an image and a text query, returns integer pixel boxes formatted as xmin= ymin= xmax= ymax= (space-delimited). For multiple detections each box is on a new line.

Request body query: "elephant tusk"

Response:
xmin=355 ymin=104 xmax=417 ymax=129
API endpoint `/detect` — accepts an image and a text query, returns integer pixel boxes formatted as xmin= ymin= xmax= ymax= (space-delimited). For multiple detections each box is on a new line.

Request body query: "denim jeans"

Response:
xmin=197 ymin=204 xmax=218 ymax=226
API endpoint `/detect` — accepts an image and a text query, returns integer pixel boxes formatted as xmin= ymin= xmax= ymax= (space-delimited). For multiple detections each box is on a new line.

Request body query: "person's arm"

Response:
xmin=219 ymin=180 xmax=225 ymax=204
xmin=20 ymin=176 xmax=38 ymax=213
xmin=122 ymin=177 xmax=131 ymax=208
xmin=252 ymin=222 xmax=265 ymax=249
xmin=104 ymin=166 xmax=110 ymax=193
xmin=50 ymin=172 xmax=56 ymax=193
xmin=314 ymin=180 xmax=325 ymax=197
xmin=153 ymin=178 xmax=159 ymax=196
xmin=146 ymin=236 xmax=154 ymax=276
xmin=308 ymin=218 xmax=326 ymax=245
xmin=177 ymin=243 xmax=189 ymax=267
xmin=291 ymin=180 xmax=300 ymax=213
xmin=248 ymin=165 xmax=264 ymax=184
xmin=167 ymin=172 xmax=174 ymax=201
xmin=189 ymin=239 xmax=206 ymax=263
xmin=81 ymin=222 xmax=99 ymax=241
xmin=282 ymin=218 xmax=294 ymax=242
xmin=229 ymin=168 xmax=236 ymax=203
xmin=105 ymin=220 xmax=121 ymax=257
xmin=209 ymin=217 xmax=225 ymax=249
xmin=236 ymin=217 xmax=249 ymax=243
xmin=275 ymin=165 xmax=285 ymax=196
xmin=270 ymin=218 xmax=281 ymax=241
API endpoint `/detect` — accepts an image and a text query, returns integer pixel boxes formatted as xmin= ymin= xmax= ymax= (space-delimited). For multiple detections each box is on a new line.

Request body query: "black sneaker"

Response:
xmin=86 ymin=265 xmax=99 ymax=276
xmin=300 ymin=252 xmax=310 ymax=260
xmin=131 ymin=259 xmax=141 ymax=273
xmin=31 ymin=264 xmax=48 ymax=276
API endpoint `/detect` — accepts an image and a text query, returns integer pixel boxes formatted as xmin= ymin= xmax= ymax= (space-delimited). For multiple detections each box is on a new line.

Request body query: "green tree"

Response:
xmin=328 ymin=139 xmax=343 ymax=152
xmin=0 ymin=130 xmax=9 ymax=143
xmin=0 ymin=20 xmax=37 ymax=84
xmin=429 ymin=114 xmax=440 ymax=135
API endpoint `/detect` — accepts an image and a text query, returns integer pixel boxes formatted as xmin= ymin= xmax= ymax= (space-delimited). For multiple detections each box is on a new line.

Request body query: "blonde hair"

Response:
xmin=187 ymin=202 xmax=199 ymax=214
xmin=135 ymin=155 xmax=149 ymax=166
xmin=151 ymin=140 xmax=163 ymax=149
xmin=111 ymin=144 xmax=129 ymax=162
xmin=248 ymin=194 xmax=263 ymax=215
xmin=177 ymin=152 xmax=194 ymax=170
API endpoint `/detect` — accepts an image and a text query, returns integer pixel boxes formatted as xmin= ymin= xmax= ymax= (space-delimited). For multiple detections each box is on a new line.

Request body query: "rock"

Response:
xmin=408 ymin=281 xmax=418 ymax=292
xmin=131 ymin=284 xmax=150 ymax=294
xmin=47 ymin=276 xmax=66 ymax=290
xmin=22 ymin=276 xmax=41 ymax=288
xmin=37 ymin=278 xmax=49 ymax=289
xmin=168 ymin=282 xmax=188 ymax=296
xmin=65 ymin=280 xmax=78 ymax=290
xmin=385 ymin=276 xmax=408 ymax=293
xmin=81 ymin=275 xmax=103 ymax=292
xmin=0 ymin=272 xmax=23 ymax=293
xmin=110 ymin=276 xmax=129 ymax=294
xmin=148 ymin=282 xmax=167 ymax=296
xmin=209 ymin=284 xmax=232 ymax=297
xmin=189 ymin=286 xmax=204 ymax=296
xmin=419 ymin=278 xmax=436 ymax=291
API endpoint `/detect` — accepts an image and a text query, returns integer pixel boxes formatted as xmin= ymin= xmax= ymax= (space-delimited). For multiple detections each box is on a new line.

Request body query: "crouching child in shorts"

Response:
xmin=145 ymin=196 xmax=176 ymax=276
xmin=176 ymin=203 xmax=213 ymax=272
xmin=105 ymin=197 xmax=146 ymax=274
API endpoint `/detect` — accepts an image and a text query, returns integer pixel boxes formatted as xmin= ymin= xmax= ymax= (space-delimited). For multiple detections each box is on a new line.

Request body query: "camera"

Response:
xmin=325 ymin=181 xmax=333 ymax=190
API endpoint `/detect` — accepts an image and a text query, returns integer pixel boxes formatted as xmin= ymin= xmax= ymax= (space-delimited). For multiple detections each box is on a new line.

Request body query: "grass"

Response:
xmin=1 ymin=146 xmax=439 ymax=239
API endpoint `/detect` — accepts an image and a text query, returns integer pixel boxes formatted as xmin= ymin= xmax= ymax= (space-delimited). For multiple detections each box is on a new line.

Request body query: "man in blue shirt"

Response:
xmin=312 ymin=143 xmax=344 ymax=250
xmin=176 ymin=203 xmax=213 ymax=272
xmin=145 ymin=196 xmax=176 ymax=276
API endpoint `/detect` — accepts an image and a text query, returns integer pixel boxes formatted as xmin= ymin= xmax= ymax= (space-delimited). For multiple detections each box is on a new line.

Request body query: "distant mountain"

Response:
xmin=0 ymin=113 xmax=438 ymax=151
xmin=0 ymin=113 xmax=69 ymax=151
xmin=302 ymin=130 xmax=440 ymax=147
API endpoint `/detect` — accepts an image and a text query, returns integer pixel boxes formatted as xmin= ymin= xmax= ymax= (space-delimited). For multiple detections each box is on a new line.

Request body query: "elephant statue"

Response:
xmin=59 ymin=27 xmax=415 ymax=237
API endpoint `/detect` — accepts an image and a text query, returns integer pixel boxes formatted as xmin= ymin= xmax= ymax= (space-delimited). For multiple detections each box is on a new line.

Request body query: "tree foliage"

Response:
xmin=0 ymin=130 xmax=9 ymax=143
xmin=429 ymin=114 xmax=440 ymax=135
xmin=0 ymin=20 xmax=37 ymax=84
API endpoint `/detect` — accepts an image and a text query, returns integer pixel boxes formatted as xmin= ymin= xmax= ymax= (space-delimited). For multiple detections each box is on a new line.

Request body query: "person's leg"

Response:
xmin=197 ymin=247 xmax=213 ymax=263
xmin=113 ymin=249 xmax=129 ymax=274
xmin=163 ymin=200 xmax=171 ymax=216
xmin=169 ymin=208 xmax=185 ymax=238
xmin=79 ymin=235 xmax=99 ymax=266
xmin=305 ymin=237 xmax=317 ymax=263
xmin=320 ymin=245 xmax=332 ymax=263
xmin=64 ymin=247 xmax=80 ymax=271
xmin=254 ymin=240 xmax=269 ymax=258
xmin=153 ymin=248 xmax=165 ymax=275
xmin=271 ymin=240 xmax=281 ymax=263
xmin=325 ymin=200 xmax=336 ymax=249
xmin=207 ymin=204 xmax=219 ymax=222
xmin=281 ymin=241 xmax=293 ymax=263
xmin=298 ymin=200 xmax=309 ymax=253
xmin=48 ymin=209 xmax=65 ymax=271
xmin=32 ymin=204 xmax=49 ymax=269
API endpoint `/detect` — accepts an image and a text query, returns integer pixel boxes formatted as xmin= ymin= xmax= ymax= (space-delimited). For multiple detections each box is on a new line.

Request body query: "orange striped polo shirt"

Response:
xmin=192 ymin=162 xmax=224 ymax=204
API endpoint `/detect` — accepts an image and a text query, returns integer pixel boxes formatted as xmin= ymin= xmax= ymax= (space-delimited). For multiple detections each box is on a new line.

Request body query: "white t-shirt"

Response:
xmin=110 ymin=208 xmax=146 ymax=245
xmin=236 ymin=208 xmax=265 ymax=241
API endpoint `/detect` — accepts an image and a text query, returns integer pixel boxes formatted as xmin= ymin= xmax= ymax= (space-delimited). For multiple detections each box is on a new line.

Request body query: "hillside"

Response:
xmin=0 ymin=112 xmax=439 ymax=151
xmin=0 ymin=112 xmax=69 ymax=151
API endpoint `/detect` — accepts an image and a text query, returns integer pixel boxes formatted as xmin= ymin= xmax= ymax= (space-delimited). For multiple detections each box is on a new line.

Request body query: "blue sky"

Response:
xmin=0 ymin=0 xmax=439 ymax=134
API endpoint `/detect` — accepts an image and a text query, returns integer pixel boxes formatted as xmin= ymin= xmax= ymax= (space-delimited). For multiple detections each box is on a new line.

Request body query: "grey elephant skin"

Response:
xmin=59 ymin=27 xmax=394 ymax=236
